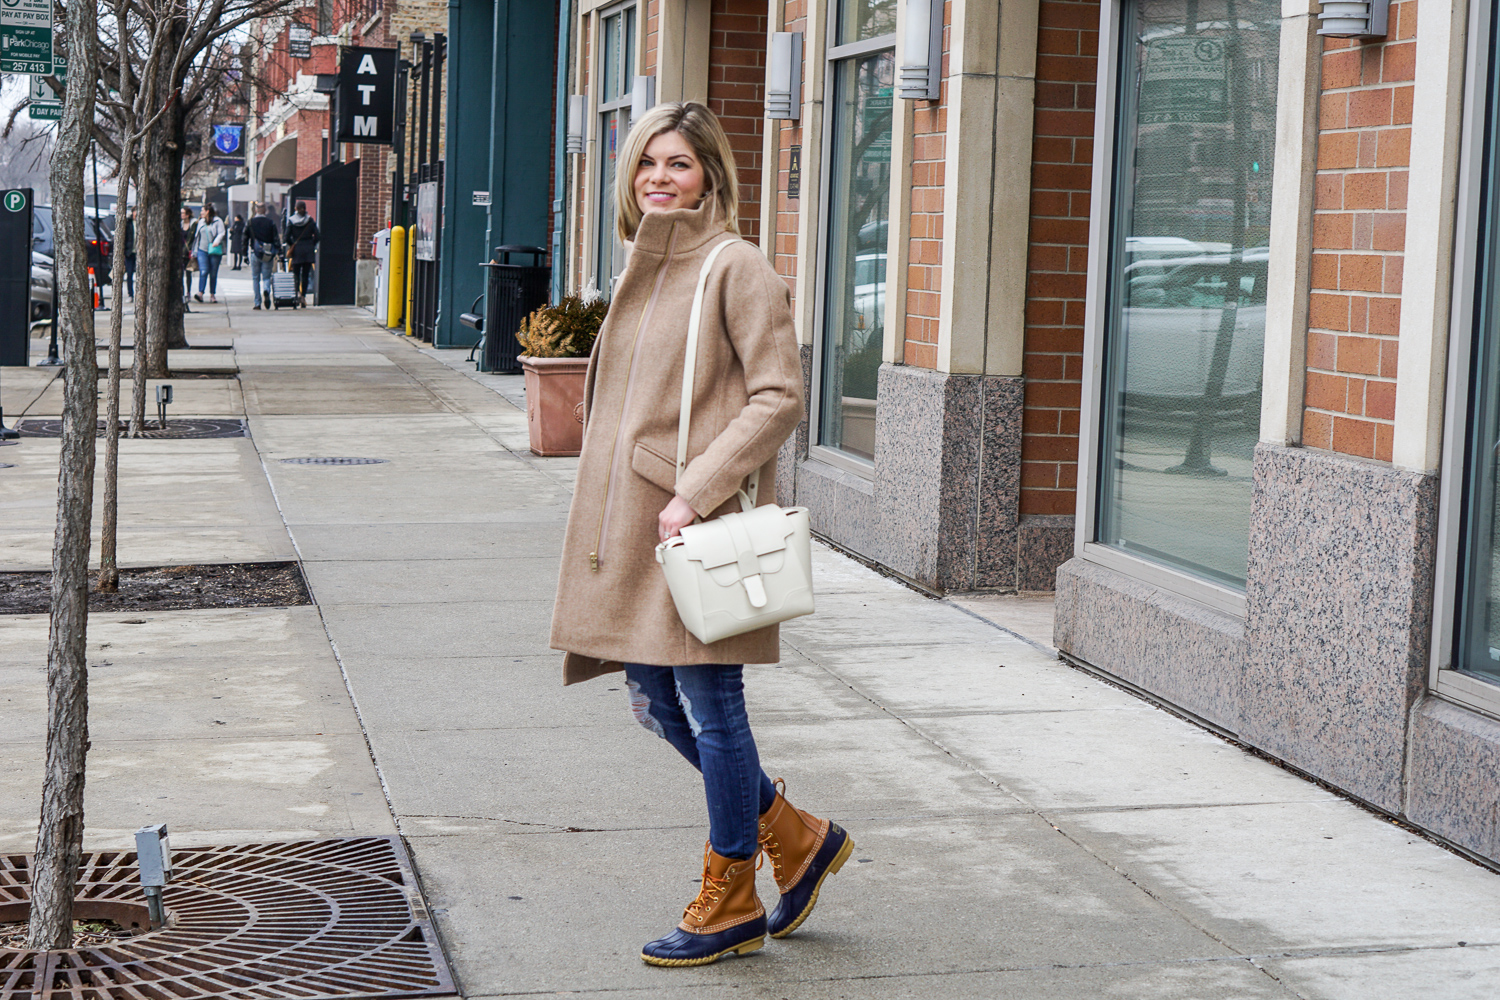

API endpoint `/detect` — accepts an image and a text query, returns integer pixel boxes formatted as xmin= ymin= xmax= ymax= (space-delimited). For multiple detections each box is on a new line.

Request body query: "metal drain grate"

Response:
xmin=279 ymin=457 xmax=389 ymax=466
xmin=17 ymin=418 xmax=247 ymax=440
xmin=0 ymin=837 xmax=456 ymax=999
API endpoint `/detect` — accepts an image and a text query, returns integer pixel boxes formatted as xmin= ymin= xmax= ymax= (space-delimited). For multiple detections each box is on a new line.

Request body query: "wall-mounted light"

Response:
xmin=630 ymin=75 xmax=657 ymax=127
xmin=566 ymin=94 xmax=585 ymax=154
xmin=765 ymin=32 xmax=803 ymax=120
xmin=1317 ymin=0 xmax=1389 ymax=38
xmin=898 ymin=0 xmax=943 ymax=101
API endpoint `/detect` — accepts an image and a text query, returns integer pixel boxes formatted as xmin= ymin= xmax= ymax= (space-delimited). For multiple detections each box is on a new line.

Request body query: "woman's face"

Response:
xmin=634 ymin=130 xmax=706 ymax=217
xmin=181 ymin=210 xmax=191 ymax=224
xmin=199 ymin=207 xmax=210 ymax=221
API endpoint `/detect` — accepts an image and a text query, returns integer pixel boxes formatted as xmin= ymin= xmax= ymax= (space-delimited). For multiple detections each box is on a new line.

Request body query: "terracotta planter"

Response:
xmin=520 ymin=355 xmax=590 ymax=457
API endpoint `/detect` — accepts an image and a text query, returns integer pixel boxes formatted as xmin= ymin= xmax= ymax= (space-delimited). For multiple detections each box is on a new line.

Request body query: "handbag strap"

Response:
xmin=675 ymin=237 xmax=760 ymax=507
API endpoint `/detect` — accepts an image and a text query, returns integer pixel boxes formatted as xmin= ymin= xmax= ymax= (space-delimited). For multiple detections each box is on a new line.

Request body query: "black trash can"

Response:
xmin=480 ymin=245 xmax=550 ymax=373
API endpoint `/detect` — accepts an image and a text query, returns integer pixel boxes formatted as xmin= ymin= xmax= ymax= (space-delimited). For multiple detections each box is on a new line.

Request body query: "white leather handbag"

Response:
xmin=654 ymin=239 xmax=815 ymax=645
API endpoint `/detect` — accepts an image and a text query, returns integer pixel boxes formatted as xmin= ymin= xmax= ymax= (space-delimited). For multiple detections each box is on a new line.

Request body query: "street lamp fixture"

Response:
xmin=566 ymin=95 xmax=585 ymax=154
xmin=630 ymin=75 xmax=656 ymax=129
xmin=1317 ymin=0 xmax=1389 ymax=38
xmin=765 ymin=32 xmax=802 ymax=120
xmin=898 ymin=0 xmax=943 ymax=101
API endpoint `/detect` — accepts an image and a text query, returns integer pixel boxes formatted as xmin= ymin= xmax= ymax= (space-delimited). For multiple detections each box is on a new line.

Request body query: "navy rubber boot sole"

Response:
xmin=767 ymin=822 xmax=853 ymax=939
xmin=641 ymin=915 xmax=768 ymax=967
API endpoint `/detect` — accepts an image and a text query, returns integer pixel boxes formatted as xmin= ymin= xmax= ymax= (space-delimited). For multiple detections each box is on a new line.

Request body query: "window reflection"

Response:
xmin=838 ymin=0 xmax=897 ymax=45
xmin=596 ymin=5 xmax=635 ymax=296
xmin=820 ymin=49 xmax=893 ymax=462
xmin=1455 ymin=42 xmax=1500 ymax=687
xmin=1096 ymin=0 xmax=1280 ymax=587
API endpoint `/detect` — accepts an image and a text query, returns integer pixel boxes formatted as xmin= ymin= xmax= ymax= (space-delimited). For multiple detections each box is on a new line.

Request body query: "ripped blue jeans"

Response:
xmin=624 ymin=663 xmax=778 ymax=860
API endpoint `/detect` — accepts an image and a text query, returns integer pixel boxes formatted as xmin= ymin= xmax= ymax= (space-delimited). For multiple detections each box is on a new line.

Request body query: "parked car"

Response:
xmin=1118 ymin=249 xmax=1269 ymax=402
xmin=30 ymin=251 xmax=53 ymax=322
xmin=31 ymin=205 xmax=113 ymax=285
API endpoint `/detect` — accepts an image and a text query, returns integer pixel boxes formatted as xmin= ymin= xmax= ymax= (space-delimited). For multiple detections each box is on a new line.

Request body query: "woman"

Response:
xmin=123 ymin=207 xmax=136 ymax=300
xmin=193 ymin=205 xmax=225 ymax=303
xmin=283 ymin=202 xmax=320 ymax=307
xmin=180 ymin=207 xmax=198 ymax=307
xmin=229 ymin=213 xmax=246 ymax=270
xmin=550 ymin=103 xmax=852 ymax=968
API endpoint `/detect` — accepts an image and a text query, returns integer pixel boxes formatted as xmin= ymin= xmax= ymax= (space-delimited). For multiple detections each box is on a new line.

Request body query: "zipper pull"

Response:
xmin=589 ymin=552 xmax=599 ymax=572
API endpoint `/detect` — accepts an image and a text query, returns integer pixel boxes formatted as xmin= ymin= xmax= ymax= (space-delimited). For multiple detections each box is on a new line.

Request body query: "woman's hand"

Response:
xmin=658 ymin=495 xmax=699 ymax=542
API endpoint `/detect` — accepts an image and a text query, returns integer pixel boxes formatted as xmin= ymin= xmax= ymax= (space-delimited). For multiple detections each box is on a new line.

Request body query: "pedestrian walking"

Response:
xmin=181 ymin=207 xmax=198 ymax=309
xmin=246 ymin=203 xmax=281 ymax=311
xmin=193 ymin=205 xmax=226 ymax=303
xmin=229 ymin=214 xmax=246 ymax=270
xmin=549 ymin=103 xmax=849 ymax=968
xmin=283 ymin=202 xmax=320 ymax=307
xmin=123 ymin=207 xmax=136 ymax=301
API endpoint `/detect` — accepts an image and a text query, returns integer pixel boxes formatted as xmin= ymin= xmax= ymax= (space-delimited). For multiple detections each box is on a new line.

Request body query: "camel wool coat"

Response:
xmin=550 ymin=203 xmax=804 ymax=684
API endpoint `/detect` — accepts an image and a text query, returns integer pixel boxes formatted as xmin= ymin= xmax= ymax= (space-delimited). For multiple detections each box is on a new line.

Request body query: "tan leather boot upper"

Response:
xmin=758 ymin=787 xmax=831 ymax=893
xmin=678 ymin=845 xmax=764 ymax=935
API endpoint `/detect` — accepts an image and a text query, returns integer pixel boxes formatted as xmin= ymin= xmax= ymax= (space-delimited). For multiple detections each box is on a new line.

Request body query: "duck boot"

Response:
xmin=640 ymin=846 xmax=766 ymax=967
xmin=758 ymin=784 xmax=854 ymax=938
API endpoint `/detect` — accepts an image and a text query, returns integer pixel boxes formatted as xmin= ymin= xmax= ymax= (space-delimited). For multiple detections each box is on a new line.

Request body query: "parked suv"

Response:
xmin=31 ymin=205 xmax=113 ymax=285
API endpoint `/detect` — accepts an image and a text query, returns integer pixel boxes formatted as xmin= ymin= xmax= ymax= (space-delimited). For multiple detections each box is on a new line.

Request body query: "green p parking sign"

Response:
xmin=3 ymin=191 xmax=27 ymax=213
xmin=0 ymin=188 xmax=34 ymax=366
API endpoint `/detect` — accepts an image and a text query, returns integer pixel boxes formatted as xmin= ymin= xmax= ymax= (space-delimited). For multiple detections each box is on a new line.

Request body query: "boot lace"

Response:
xmin=683 ymin=844 xmax=759 ymax=923
xmin=758 ymin=777 xmax=821 ymax=886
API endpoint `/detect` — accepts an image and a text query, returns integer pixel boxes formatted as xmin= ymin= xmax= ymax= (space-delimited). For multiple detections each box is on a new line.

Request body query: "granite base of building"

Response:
xmin=1056 ymin=443 xmax=1500 ymax=866
xmin=1240 ymin=443 xmax=1438 ymax=814
xmin=1053 ymin=558 xmax=1248 ymax=732
xmin=784 ymin=360 xmax=1070 ymax=592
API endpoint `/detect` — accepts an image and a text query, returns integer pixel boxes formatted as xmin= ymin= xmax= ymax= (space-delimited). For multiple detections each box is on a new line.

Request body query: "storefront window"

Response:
xmin=595 ymin=3 xmax=636 ymax=296
xmin=1454 ymin=34 xmax=1500 ymax=687
xmin=1095 ymin=0 xmax=1280 ymax=587
xmin=818 ymin=3 xmax=893 ymax=463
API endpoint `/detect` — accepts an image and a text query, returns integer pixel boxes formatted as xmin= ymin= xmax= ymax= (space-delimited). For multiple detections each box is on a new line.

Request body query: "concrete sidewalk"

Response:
xmin=1 ymin=293 xmax=1498 ymax=998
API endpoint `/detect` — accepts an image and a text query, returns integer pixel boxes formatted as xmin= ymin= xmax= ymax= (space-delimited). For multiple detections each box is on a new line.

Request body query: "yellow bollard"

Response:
xmin=404 ymin=230 xmax=415 ymax=337
xmin=386 ymin=226 xmax=406 ymax=328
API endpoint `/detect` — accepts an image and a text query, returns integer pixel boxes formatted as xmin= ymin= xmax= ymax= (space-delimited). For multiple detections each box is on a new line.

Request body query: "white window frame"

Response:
xmin=586 ymin=0 xmax=639 ymax=296
xmin=808 ymin=2 xmax=896 ymax=478
xmin=1430 ymin=0 xmax=1500 ymax=723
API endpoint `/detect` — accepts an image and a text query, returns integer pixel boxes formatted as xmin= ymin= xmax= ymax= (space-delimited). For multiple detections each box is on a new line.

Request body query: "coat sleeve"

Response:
xmin=675 ymin=246 xmax=804 ymax=516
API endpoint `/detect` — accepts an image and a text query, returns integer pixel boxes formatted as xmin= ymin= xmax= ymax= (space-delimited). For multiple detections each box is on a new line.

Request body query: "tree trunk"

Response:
xmin=99 ymin=0 xmax=141 ymax=593
xmin=27 ymin=0 xmax=99 ymax=951
xmin=137 ymin=15 xmax=189 ymax=387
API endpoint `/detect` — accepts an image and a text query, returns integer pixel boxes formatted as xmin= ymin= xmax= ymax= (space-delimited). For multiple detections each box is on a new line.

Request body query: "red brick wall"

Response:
xmin=1303 ymin=1 xmax=1416 ymax=462
xmin=1019 ymin=0 xmax=1098 ymax=516
xmin=708 ymin=0 xmax=768 ymax=244
xmin=772 ymin=1 xmax=807 ymax=295
xmin=901 ymin=2 xmax=951 ymax=370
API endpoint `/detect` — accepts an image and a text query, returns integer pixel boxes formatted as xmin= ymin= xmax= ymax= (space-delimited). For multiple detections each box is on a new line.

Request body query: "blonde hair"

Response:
xmin=615 ymin=102 xmax=739 ymax=242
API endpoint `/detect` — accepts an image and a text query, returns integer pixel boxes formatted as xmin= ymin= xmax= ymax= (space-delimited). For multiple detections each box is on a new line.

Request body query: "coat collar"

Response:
xmin=630 ymin=201 xmax=734 ymax=256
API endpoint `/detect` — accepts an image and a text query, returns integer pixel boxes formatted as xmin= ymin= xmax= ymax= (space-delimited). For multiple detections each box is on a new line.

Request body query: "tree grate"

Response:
xmin=279 ymin=457 xmax=389 ymax=466
xmin=0 ymin=837 xmax=456 ymax=999
xmin=16 ymin=419 xmax=248 ymax=440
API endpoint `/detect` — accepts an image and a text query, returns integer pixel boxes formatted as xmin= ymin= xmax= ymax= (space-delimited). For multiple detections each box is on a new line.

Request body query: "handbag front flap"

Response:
xmin=678 ymin=506 xmax=795 ymax=571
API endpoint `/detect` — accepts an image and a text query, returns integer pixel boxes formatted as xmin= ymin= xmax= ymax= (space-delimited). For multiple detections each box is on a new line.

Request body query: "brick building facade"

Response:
xmin=248 ymin=1 xmax=447 ymax=272
xmin=546 ymin=0 xmax=1500 ymax=869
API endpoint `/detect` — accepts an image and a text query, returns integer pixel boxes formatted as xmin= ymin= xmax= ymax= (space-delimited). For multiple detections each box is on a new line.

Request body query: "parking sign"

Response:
xmin=0 ymin=0 xmax=53 ymax=74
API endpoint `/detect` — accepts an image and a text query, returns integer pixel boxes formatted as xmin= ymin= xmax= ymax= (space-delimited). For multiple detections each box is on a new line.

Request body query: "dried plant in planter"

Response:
xmin=515 ymin=296 xmax=609 ymax=359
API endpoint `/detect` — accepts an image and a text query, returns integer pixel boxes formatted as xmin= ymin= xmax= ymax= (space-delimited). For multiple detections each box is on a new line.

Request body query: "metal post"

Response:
xmin=40 ymin=256 xmax=62 ymax=366
xmin=430 ymin=35 xmax=445 ymax=169
xmin=551 ymin=0 xmax=574 ymax=304
xmin=392 ymin=48 xmax=408 ymax=229
xmin=416 ymin=38 xmax=431 ymax=181
xmin=92 ymin=138 xmax=107 ymax=311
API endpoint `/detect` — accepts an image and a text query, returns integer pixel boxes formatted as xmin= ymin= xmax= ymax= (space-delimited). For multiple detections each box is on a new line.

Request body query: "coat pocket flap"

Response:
xmin=631 ymin=441 xmax=678 ymax=494
xmin=678 ymin=506 xmax=795 ymax=570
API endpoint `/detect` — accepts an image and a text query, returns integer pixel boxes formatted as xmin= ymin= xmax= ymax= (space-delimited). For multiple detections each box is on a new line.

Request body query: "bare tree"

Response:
xmin=98 ymin=1 xmax=175 ymax=592
xmin=27 ymin=0 xmax=100 ymax=951
xmin=111 ymin=0 xmax=299 ymax=388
